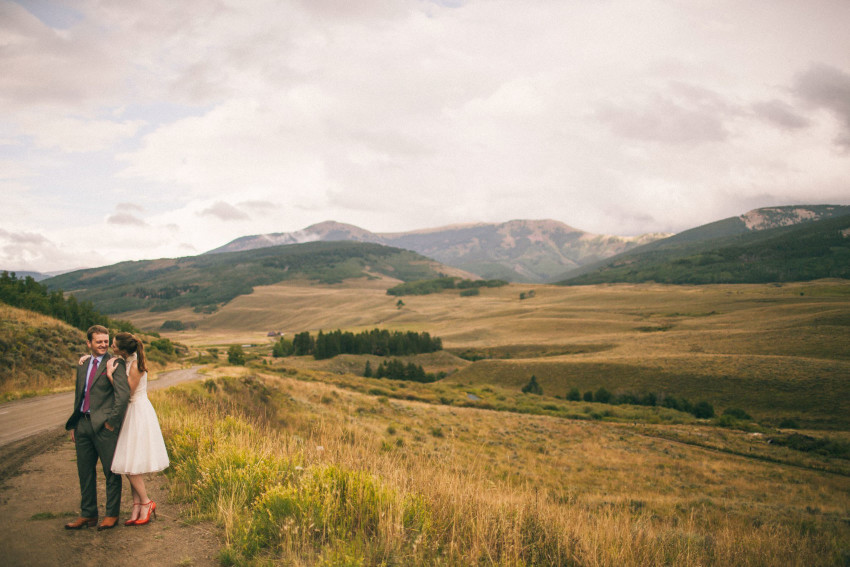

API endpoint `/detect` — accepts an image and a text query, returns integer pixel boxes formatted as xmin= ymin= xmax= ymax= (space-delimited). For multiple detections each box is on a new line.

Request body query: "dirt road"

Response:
xmin=0 ymin=366 xmax=204 ymax=447
xmin=0 ymin=366 xmax=220 ymax=566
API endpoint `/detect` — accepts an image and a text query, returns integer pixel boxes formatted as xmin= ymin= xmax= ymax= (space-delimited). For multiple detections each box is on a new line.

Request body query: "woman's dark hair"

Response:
xmin=114 ymin=332 xmax=147 ymax=372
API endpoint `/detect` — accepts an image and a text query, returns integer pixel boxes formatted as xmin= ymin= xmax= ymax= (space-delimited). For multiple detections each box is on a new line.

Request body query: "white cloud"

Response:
xmin=15 ymin=112 xmax=145 ymax=153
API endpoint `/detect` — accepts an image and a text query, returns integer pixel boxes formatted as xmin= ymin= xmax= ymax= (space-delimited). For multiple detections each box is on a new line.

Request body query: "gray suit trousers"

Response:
xmin=74 ymin=415 xmax=122 ymax=518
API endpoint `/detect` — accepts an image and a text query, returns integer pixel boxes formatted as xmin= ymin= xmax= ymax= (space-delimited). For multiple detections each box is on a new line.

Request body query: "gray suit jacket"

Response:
xmin=65 ymin=354 xmax=131 ymax=433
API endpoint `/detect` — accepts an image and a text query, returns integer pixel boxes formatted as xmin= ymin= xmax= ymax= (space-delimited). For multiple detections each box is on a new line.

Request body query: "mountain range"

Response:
xmin=207 ymin=206 xmax=850 ymax=283
xmin=207 ymin=219 xmax=669 ymax=283
xmin=33 ymin=204 xmax=850 ymax=316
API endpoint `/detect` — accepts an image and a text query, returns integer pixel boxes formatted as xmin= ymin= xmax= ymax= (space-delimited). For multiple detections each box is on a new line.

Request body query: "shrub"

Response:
xmin=722 ymin=407 xmax=752 ymax=421
xmin=150 ymin=337 xmax=175 ymax=355
xmin=160 ymin=319 xmax=186 ymax=331
xmin=272 ymin=337 xmax=293 ymax=357
xmin=566 ymin=387 xmax=581 ymax=401
xmin=521 ymin=375 xmax=543 ymax=395
xmin=583 ymin=390 xmax=594 ymax=402
xmin=693 ymin=401 xmax=715 ymax=419
xmin=594 ymin=387 xmax=612 ymax=404
xmin=228 ymin=345 xmax=246 ymax=365
xmin=193 ymin=446 xmax=295 ymax=518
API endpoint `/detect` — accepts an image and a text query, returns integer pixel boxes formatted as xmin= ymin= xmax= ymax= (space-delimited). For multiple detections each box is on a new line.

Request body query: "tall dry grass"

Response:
xmin=152 ymin=370 xmax=850 ymax=566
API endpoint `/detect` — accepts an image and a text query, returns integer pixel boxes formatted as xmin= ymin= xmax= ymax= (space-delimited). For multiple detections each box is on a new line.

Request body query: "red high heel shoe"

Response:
xmin=135 ymin=501 xmax=157 ymax=526
xmin=124 ymin=503 xmax=141 ymax=526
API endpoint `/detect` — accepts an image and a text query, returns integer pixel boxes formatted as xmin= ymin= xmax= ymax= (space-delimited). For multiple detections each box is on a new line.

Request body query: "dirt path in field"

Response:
xmin=0 ymin=367 xmax=221 ymax=567
xmin=0 ymin=366 xmax=205 ymax=447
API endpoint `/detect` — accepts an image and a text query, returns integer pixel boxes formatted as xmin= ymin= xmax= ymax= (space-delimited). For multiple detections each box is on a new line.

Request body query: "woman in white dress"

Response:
xmin=81 ymin=332 xmax=169 ymax=526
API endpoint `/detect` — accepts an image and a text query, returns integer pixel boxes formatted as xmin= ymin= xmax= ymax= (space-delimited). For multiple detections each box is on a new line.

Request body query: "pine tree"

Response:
xmin=522 ymin=375 xmax=543 ymax=395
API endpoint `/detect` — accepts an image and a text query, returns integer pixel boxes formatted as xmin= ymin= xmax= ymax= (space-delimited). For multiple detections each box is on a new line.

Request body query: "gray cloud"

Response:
xmin=596 ymin=85 xmax=731 ymax=145
xmin=751 ymin=99 xmax=810 ymax=130
xmin=198 ymin=201 xmax=250 ymax=221
xmin=0 ymin=2 xmax=123 ymax=109
xmin=597 ymin=99 xmax=728 ymax=145
xmin=239 ymin=200 xmax=277 ymax=211
xmin=0 ymin=228 xmax=49 ymax=245
xmin=116 ymin=201 xmax=145 ymax=212
xmin=0 ymin=228 xmax=61 ymax=271
xmin=794 ymin=64 xmax=850 ymax=147
xmin=107 ymin=213 xmax=147 ymax=226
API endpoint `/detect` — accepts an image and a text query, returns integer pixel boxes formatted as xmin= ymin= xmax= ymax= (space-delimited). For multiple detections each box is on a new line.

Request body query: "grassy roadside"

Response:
xmin=153 ymin=367 xmax=850 ymax=566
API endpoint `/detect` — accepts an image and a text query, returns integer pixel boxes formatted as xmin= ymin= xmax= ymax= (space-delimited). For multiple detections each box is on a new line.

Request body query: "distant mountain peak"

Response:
xmin=740 ymin=205 xmax=849 ymax=231
xmin=207 ymin=219 xmax=666 ymax=283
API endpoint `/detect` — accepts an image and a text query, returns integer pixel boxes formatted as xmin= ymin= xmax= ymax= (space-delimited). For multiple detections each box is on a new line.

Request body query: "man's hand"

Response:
xmin=104 ymin=421 xmax=114 ymax=432
xmin=70 ymin=430 xmax=75 ymax=442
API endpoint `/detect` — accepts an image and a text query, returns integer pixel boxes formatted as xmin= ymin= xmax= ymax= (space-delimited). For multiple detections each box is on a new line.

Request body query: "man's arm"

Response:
xmin=66 ymin=365 xmax=84 ymax=441
xmin=105 ymin=358 xmax=130 ymax=430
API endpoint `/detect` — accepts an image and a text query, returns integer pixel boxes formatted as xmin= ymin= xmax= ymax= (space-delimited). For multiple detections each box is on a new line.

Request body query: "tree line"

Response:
xmin=272 ymin=328 xmax=443 ymax=360
xmin=364 ymin=359 xmax=443 ymax=383
xmin=0 ymin=271 xmax=138 ymax=334
xmin=564 ymin=384 xmax=716 ymax=419
xmin=520 ymin=375 xmax=719 ymax=419
xmin=386 ymin=277 xmax=508 ymax=296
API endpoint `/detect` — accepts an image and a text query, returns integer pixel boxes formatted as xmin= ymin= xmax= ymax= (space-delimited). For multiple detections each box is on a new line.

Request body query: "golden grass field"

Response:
xmin=135 ymin=277 xmax=850 ymax=429
xmin=11 ymin=278 xmax=850 ymax=564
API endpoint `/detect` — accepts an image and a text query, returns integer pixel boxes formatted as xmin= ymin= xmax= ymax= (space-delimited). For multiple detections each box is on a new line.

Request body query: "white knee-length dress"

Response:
xmin=111 ymin=356 xmax=170 ymax=475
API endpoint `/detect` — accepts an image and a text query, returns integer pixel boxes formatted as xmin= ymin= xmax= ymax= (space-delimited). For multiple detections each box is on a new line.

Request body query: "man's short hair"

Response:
xmin=86 ymin=325 xmax=109 ymax=341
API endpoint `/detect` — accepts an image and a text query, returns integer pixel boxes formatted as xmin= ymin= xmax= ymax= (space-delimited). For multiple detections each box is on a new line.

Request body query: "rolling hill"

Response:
xmin=207 ymin=219 xmax=667 ymax=283
xmin=558 ymin=206 xmax=850 ymax=285
xmin=0 ymin=303 xmax=86 ymax=400
xmin=44 ymin=241 xmax=466 ymax=315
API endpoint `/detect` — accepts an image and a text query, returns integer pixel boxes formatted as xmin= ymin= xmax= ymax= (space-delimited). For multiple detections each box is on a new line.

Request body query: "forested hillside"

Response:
xmin=45 ymin=241 xmax=450 ymax=315
xmin=559 ymin=212 xmax=850 ymax=285
xmin=0 ymin=271 xmax=136 ymax=333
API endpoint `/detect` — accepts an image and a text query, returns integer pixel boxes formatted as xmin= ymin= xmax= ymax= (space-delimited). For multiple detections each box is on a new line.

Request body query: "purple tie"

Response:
xmin=82 ymin=358 xmax=98 ymax=413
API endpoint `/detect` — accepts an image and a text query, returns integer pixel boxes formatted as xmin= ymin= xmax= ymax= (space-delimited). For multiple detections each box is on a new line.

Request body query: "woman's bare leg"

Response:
xmin=127 ymin=475 xmax=148 ymax=522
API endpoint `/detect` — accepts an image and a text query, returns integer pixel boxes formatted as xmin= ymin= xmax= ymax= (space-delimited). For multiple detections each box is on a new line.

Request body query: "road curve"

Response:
xmin=0 ymin=366 xmax=204 ymax=448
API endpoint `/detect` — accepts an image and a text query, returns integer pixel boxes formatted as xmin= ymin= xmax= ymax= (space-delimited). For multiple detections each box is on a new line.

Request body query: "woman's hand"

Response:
xmin=78 ymin=355 xmax=90 ymax=366
xmin=105 ymin=358 xmax=119 ymax=384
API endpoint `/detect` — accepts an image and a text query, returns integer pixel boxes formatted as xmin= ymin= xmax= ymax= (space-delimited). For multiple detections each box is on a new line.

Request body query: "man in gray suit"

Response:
xmin=64 ymin=325 xmax=131 ymax=531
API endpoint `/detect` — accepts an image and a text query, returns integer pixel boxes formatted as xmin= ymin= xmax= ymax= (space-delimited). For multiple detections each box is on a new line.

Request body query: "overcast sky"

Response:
xmin=2 ymin=0 xmax=850 ymax=273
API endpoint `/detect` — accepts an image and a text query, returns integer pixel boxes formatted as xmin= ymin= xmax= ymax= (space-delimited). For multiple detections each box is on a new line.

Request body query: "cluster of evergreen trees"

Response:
xmin=387 ymin=277 xmax=508 ymax=296
xmin=273 ymin=328 xmax=442 ymax=360
xmin=364 ymin=358 xmax=441 ymax=383
xmin=564 ymin=385 xmax=715 ymax=418
xmin=0 ymin=271 xmax=137 ymax=334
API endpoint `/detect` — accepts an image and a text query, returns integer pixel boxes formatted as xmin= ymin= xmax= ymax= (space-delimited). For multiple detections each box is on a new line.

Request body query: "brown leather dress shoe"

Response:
xmin=65 ymin=516 xmax=98 ymax=529
xmin=96 ymin=516 xmax=119 ymax=531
